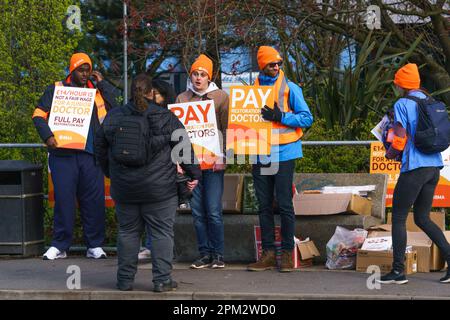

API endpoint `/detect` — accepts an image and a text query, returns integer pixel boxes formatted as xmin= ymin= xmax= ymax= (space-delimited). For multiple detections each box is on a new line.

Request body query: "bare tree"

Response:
xmin=258 ymin=0 xmax=450 ymax=103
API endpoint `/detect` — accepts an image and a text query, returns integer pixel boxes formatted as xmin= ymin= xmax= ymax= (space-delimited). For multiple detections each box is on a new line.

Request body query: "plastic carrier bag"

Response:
xmin=326 ymin=226 xmax=368 ymax=270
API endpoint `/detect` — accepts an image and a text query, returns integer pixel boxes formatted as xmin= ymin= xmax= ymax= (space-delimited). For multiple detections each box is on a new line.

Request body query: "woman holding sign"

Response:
xmin=176 ymin=54 xmax=229 ymax=269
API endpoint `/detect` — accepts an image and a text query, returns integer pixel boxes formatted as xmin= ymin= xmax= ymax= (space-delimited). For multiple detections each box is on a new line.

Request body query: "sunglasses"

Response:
xmin=268 ymin=61 xmax=283 ymax=68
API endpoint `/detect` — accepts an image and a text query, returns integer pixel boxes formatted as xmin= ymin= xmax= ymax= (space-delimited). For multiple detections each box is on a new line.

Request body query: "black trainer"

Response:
xmin=153 ymin=279 xmax=178 ymax=293
xmin=116 ymin=282 xmax=133 ymax=291
xmin=439 ymin=269 xmax=450 ymax=283
xmin=190 ymin=255 xmax=212 ymax=269
xmin=210 ymin=255 xmax=225 ymax=269
xmin=377 ymin=270 xmax=408 ymax=285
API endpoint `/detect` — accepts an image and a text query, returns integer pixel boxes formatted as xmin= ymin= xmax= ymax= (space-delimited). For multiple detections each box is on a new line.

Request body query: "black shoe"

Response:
xmin=439 ymin=269 xmax=450 ymax=283
xmin=116 ymin=282 xmax=133 ymax=291
xmin=377 ymin=270 xmax=408 ymax=285
xmin=153 ymin=279 xmax=178 ymax=293
xmin=190 ymin=255 xmax=212 ymax=269
xmin=210 ymin=255 xmax=225 ymax=269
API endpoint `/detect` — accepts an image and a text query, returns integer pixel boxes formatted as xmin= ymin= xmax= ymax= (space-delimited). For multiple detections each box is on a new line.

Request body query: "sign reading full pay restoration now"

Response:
xmin=227 ymin=86 xmax=274 ymax=155
xmin=48 ymin=86 xmax=96 ymax=150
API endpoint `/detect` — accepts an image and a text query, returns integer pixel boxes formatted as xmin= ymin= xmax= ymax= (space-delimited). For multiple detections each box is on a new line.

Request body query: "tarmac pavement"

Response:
xmin=0 ymin=254 xmax=449 ymax=300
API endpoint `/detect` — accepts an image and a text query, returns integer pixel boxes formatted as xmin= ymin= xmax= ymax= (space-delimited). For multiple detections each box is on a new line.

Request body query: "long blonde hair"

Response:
xmin=131 ymin=73 xmax=153 ymax=112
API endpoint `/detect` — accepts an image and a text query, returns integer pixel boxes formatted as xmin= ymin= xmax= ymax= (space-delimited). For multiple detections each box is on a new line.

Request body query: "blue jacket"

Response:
xmin=253 ymin=72 xmax=313 ymax=163
xmin=394 ymin=90 xmax=443 ymax=173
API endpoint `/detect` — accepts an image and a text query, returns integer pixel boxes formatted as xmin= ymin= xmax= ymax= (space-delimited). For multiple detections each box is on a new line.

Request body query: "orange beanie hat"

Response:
xmin=190 ymin=54 xmax=213 ymax=80
xmin=257 ymin=46 xmax=282 ymax=70
xmin=69 ymin=53 xmax=92 ymax=74
xmin=394 ymin=63 xmax=420 ymax=89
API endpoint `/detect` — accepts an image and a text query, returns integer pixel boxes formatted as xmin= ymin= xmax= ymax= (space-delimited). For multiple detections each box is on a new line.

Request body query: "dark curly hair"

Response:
xmin=151 ymin=79 xmax=176 ymax=108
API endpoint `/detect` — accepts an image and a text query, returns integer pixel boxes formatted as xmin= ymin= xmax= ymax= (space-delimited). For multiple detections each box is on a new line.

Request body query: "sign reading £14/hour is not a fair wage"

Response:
xmin=227 ymin=86 xmax=274 ymax=155
xmin=48 ymin=86 xmax=96 ymax=150
xmin=370 ymin=142 xmax=450 ymax=207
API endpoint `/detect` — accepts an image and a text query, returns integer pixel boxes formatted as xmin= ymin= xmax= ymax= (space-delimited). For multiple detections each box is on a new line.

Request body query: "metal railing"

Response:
xmin=0 ymin=141 xmax=377 ymax=149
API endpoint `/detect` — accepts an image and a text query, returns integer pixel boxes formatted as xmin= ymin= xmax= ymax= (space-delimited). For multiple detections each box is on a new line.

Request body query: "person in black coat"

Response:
xmin=95 ymin=73 xmax=201 ymax=292
xmin=138 ymin=79 xmax=178 ymax=260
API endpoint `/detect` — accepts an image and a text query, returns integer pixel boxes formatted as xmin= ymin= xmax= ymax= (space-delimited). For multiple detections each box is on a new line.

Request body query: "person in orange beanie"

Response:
xmin=393 ymin=63 xmax=420 ymax=90
xmin=378 ymin=63 xmax=450 ymax=285
xmin=176 ymin=53 xmax=229 ymax=269
xmin=190 ymin=54 xmax=213 ymax=80
xmin=32 ymin=52 xmax=119 ymax=260
xmin=247 ymin=46 xmax=313 ymax=273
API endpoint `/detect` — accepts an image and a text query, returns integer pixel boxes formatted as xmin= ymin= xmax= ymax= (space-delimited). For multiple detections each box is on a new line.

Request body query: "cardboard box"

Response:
xmin=222 ymin=174 xmax=244 ymax=213
xmin=293 ymin=193 xmax=372 ymax=216
xmin=444 ymin=231 xmax=450 ymax=269
xmin=361 ymin=236 xmax=392 ymax=251
xmin=408 ymin=232 xmax=433 ymax=273
xmin=178 ymin=174 xmax=244 ymax=213
xmin=296 ymin=238 xmax=321 ymax=263
xmin=374 ymin=213 xmax=446 ymax=271
xmin=367 ymin=224 xmax=392 ymax=234
xmin=386 ymin=212 xmax=446 ymax=232
xmin=356 ymin=250 xmax=417 ymax=275
xmin=433 ymin=231 xmax=450 ymax=270
xmin=367 ymin=230 xmax=439 ymax=272
xmin=254 ymin=226 xmax=319 ymax=268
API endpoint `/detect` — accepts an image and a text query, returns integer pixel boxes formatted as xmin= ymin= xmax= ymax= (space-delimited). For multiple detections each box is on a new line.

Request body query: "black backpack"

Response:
xmin=406 ymin=94 xmax=450 ymax=154
xmin=111 ymin=106 xmax=151 ymax=166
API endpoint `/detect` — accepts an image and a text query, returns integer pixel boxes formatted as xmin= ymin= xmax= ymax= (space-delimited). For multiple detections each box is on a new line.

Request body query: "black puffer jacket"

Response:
xmin=95 ymin=101 xmax=201 ymax=204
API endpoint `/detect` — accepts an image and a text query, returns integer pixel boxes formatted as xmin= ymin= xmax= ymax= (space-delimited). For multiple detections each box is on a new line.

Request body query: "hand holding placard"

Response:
xmin=261 ymin=102 xmax=282 ymax=122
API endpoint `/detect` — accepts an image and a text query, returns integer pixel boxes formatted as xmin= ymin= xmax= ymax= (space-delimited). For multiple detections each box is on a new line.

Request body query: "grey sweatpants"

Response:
xmin=115 ymin=196 xmax=178 ymax=284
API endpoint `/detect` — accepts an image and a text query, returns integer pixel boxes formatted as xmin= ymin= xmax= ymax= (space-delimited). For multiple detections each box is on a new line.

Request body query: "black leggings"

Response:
xmin=392 ymin=167 xmax=450 ymax=272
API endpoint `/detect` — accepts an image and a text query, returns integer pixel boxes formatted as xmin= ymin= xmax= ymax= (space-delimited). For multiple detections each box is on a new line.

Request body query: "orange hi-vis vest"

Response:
xmin=254 ymin=70 xmax=303 ymax=145
xmin=55 ymin=81 xmax=107 ymax=124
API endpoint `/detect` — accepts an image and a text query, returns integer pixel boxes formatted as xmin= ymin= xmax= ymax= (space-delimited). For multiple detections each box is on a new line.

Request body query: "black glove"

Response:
xmin=261 ymin=102 xmax=282 ymax=122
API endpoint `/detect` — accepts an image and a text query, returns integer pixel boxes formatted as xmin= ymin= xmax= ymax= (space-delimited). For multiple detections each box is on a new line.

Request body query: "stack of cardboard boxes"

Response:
xmin=356 ymin=212 xmax=449 ymax=273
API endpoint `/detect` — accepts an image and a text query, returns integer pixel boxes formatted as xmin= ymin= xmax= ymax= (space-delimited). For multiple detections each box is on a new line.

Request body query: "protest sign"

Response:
xmin=370 ymin=142 xmax=450 ymax=207
xmin=169 ymin=100 xmax=222 ymax=169
xmin=227 ymin=86 xmax=273 ymax=155
xmin=48 ymin=86 xmax=96 ymax=150
xmin=371 ymin=115 xmax=390 ymax=142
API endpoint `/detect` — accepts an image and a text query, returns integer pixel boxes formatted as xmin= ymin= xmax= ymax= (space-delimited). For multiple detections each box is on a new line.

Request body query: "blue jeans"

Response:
xmin=190 ymin=170 xmax=225 ymax=257
xmin=252 ymin=160 xmax=295 ymax=251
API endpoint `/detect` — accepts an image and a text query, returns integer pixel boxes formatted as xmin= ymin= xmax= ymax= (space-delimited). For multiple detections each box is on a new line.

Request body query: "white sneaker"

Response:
xmin=138 ymin=248 xmax=151 ymax=260
xmin=43 ymin=246 xmax=67 ymax=260
xmin=86 ymin=247 xmax=107 ymax=259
